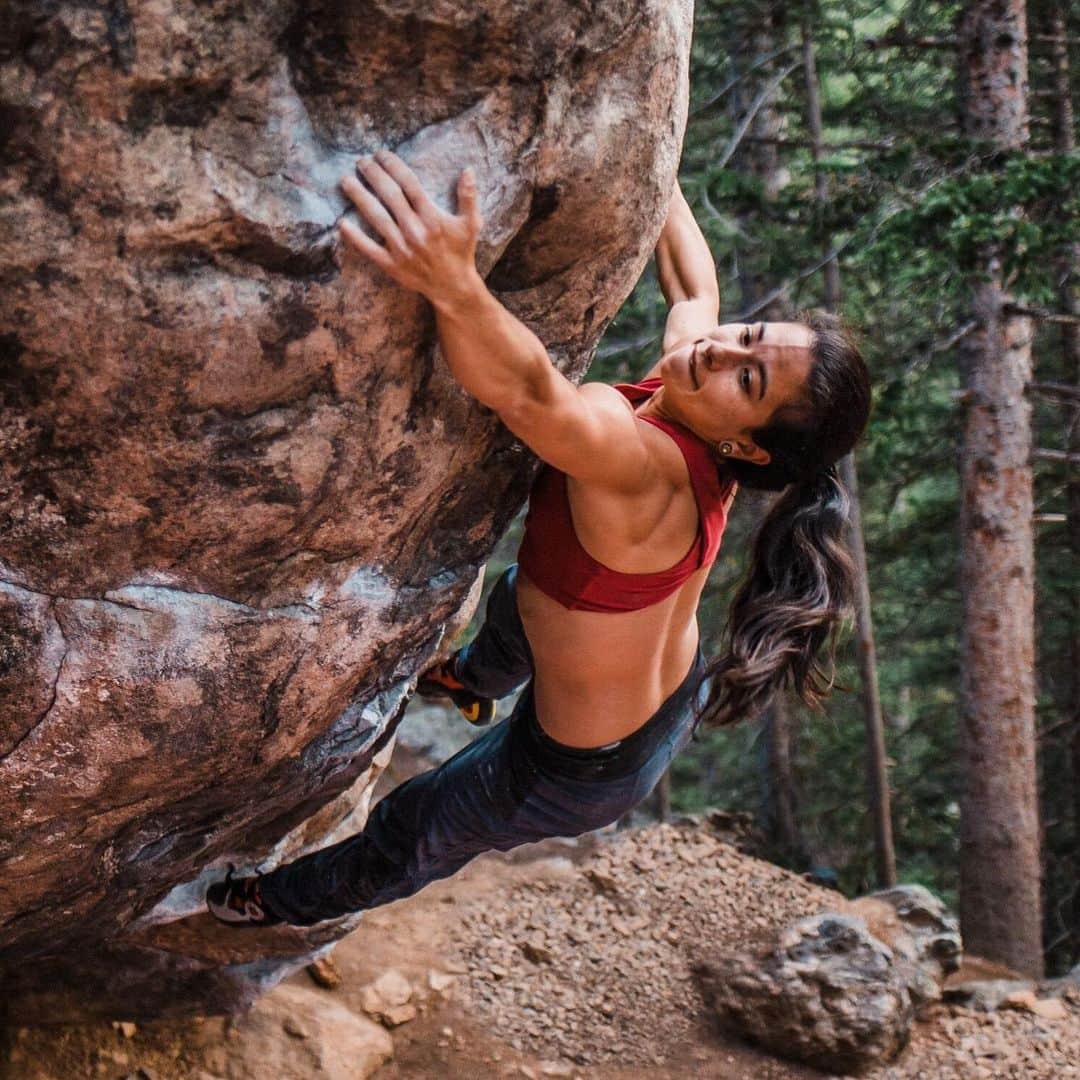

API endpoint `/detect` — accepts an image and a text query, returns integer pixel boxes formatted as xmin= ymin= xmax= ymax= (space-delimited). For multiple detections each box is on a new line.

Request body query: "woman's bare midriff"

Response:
xmin=511 ymin=409 xmax=721 ymax=748
xmin=516 ymin=565 xmax=709 ymax=748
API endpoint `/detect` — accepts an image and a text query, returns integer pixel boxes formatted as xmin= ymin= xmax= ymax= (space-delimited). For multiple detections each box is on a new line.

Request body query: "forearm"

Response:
xmin=655 ymin=185 xmax=720 ymax=310
xmin=336 ymin=152 xmax=558 ymax=413
xmin=432 ymin=272 xmax=556 ymax=412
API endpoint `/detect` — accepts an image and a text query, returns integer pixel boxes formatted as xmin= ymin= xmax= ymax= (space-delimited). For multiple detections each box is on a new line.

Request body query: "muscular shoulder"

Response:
xmin=577 ymin=380 xmax=637 ymax=418
xmin=573 ymin=383 xmax=691 ymax=498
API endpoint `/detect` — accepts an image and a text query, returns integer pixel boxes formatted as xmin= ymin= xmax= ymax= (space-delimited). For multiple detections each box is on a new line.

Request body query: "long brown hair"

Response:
xmin=697 ymin=310 xmax=871 ymax=727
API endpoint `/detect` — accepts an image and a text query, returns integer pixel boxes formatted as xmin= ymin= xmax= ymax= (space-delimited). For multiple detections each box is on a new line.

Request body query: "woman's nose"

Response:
xmin=702 ymin=341 xmax=753 ymax=368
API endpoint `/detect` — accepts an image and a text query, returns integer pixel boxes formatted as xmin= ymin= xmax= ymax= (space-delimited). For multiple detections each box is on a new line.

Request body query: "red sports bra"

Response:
xmin=516 ymin=377 xmax=736 ymax=613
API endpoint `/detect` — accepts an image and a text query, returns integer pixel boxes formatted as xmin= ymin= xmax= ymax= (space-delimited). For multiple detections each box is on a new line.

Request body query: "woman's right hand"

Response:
xmin=339 ymin=150 xmax=484 ymax=312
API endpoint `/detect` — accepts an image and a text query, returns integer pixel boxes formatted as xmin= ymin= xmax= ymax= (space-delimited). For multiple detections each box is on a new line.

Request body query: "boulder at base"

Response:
xmin=222 ymin=984 xmax=394 ymax=1080
xmin=0 ymin=0 xmax=692 ymax=1021
xmin=695 ymin=913 xmax=915 ymax=1075
xmin=851 ymin=883 xmax=963 ymax=1007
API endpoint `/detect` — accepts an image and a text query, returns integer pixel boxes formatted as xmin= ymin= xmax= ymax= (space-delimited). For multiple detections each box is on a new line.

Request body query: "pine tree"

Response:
xmin=955 ymin=0 xmax=1043 ymax=977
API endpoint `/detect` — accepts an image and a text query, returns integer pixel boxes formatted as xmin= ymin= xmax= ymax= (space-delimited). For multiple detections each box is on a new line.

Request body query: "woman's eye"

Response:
xmin=742 ymin=327 xmax=751 ymax=346
xmin=740 ymin=368 xmax=751 ymax=393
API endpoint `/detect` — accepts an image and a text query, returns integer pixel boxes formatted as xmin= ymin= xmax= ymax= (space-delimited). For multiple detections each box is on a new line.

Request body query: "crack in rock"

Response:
xmin=0 ymin=597 xmax=70 ymax=762
xmin=0 ymin=576 xmax=322 ymax=617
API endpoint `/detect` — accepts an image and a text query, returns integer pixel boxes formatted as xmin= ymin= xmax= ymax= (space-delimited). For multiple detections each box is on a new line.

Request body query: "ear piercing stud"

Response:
xmin=719 ymin=442 xmax=734 ymax=456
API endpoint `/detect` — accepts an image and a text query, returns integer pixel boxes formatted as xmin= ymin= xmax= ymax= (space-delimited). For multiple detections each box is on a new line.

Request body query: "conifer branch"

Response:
xmin=690 ymin=44 xmax=801 ymax=118
xmin=1027 ymin=381 xmax=1080 ymax=402
xmin=1033 ymin=448 xmax=1080 ymax=464
xmin=716 ymin=61 xmax=804 ymax=171
xmin=863 ymin=32 xmax=958 ymax=50
xmin=739 ymin=135 xmax=899 ymax=152
xmin=1005 ymin=304 xmax=1080 ymax=325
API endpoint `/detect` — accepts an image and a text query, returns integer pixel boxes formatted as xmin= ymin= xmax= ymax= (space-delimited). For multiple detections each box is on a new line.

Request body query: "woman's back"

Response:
xmin=517 ymin=402 xmax=726 ymax=746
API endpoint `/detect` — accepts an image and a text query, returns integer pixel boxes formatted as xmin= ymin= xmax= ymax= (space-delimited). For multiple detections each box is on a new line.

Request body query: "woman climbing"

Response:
xmin=207 ymin=151 xmax=870 ymax=927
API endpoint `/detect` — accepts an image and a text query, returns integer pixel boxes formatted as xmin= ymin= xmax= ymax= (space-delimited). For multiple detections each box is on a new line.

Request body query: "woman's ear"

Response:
xmin=731 ymin=440 xmax=770 ymax=466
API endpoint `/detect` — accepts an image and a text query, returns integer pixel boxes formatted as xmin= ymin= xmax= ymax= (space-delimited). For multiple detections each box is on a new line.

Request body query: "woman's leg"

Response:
xmin=451 ymin=563 xmax=534 ymax=699
xmin=254 ymin=714 xmax=526 ymax=925
xmin=252 ymin=653 xmax=704 ymax=927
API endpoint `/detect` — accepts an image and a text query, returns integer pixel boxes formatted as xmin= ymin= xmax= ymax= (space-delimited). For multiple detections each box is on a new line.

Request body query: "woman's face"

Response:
xmin=658 ymin=321 xmax=815 ymax=464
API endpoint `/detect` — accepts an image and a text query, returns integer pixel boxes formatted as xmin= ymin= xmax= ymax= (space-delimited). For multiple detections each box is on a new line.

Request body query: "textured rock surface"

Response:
xmin=220 ymin=983 xmax=394 ymax=1080
xmin=695 ymin=912 xmax=915 ymax=1075
xmin=852 ymin=884 xmax=963 ymax=1007
xmin=0 ymin=0 xmax=692 ymax=1020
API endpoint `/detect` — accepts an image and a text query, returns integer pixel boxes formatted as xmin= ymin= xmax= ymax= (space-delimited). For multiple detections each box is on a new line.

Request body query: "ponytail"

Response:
xmin=695 ymin=309 xmax=870 ymax=728
xmin=696 ymin=465 xmax=855 ymax=727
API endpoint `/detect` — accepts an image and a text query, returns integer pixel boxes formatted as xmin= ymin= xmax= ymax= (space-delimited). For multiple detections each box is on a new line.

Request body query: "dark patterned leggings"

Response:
xmin=257 ymin=564 xmax=706 ymax=926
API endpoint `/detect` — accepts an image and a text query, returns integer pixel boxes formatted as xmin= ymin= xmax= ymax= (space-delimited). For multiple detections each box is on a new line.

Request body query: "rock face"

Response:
xmin=695 ymin=913 xmax=915 ymax=1075
xmin=0 ymin=0 xmax=692 ymax=1021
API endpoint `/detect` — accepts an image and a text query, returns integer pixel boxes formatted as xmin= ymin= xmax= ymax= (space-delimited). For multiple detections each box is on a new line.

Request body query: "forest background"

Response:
xmin=466 ymin=0 xmax=1078 ymax=978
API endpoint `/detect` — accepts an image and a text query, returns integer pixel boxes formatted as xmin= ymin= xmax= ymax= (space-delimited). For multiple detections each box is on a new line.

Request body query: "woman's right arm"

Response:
xmin=653 ymin=183 xmax=721 ymax=356
xmin=339 ymin=152 xmax=655 ymax=495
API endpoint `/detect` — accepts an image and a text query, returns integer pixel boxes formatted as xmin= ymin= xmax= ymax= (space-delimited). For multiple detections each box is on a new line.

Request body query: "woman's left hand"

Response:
xmin=339 ymin=150 xmax=483 ymax=309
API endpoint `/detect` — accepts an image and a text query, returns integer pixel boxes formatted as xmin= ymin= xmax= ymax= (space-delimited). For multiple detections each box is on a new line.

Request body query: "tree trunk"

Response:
xmin=724 ymin=4 xmax=806 ymax=852
xmin=801 ymin=19 xmax=896 ymax=888
xmin=840 ymin=455 xmax=897 ymax=888
xmin=1044 ymin=3 xmax=1080 ymax=960
xmin=761 ymin=693 xmax=806 ymax=862
xmin=800 ymin=23 xmax=841 ymax=308
xmin=728 ymin=2 xmax=789 ymax=319
xmin=956 ymin=0 xmax=1044 ymax=977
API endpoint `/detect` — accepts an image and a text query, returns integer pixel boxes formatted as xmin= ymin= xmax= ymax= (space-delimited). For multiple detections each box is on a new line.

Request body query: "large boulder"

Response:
xmin=0 ymin=0 xmax=692 ymax=1021
xmin=695 ymin=913 xmax=915 ymax=1075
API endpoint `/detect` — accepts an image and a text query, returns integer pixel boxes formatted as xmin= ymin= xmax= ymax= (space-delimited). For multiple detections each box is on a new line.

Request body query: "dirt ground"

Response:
xmin=352 ymin=838 xmax=824 ymax=1080
xmin=2 ymin=835 xmax=817 ymax=1080
xmin=4 ymin=822 xmax=1079 ymax=1080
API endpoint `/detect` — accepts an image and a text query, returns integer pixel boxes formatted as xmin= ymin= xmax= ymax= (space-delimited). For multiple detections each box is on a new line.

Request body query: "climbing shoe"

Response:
xmin=206 ymin=864 xmax=283 ymax=928
xmin=416 ymin=656 xmax=496 ymax=726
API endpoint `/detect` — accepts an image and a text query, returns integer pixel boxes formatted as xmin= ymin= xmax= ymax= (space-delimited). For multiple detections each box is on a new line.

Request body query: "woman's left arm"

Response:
xmin=653 ymin=183 xmax=720 ymax=355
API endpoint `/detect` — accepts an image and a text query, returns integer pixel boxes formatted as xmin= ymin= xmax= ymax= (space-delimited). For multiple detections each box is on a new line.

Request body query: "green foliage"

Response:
xmin=875 ymin=153 xmax=1080 ymax=297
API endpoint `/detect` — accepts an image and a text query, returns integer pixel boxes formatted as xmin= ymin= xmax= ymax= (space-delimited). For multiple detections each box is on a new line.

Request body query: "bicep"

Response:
xmin=496 ymin=375 xmax=653 ymax=493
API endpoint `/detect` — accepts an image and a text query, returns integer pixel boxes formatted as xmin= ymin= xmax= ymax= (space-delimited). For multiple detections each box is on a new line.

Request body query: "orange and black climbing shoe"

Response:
xmin=416 ymin=656 xmax=496 ymax=726
xmin=206 ymin=864 xmax=283 ymax=928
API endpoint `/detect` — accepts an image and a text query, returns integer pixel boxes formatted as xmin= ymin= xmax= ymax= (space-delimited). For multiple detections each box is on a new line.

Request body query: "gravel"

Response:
xmin=452 ymin=818 xmax=839 ymax=1065
xmin=449 ymin=818 xmax=1080 ymax=1077
xmin=882 ymin=995 xmax=1080 ymax=1080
